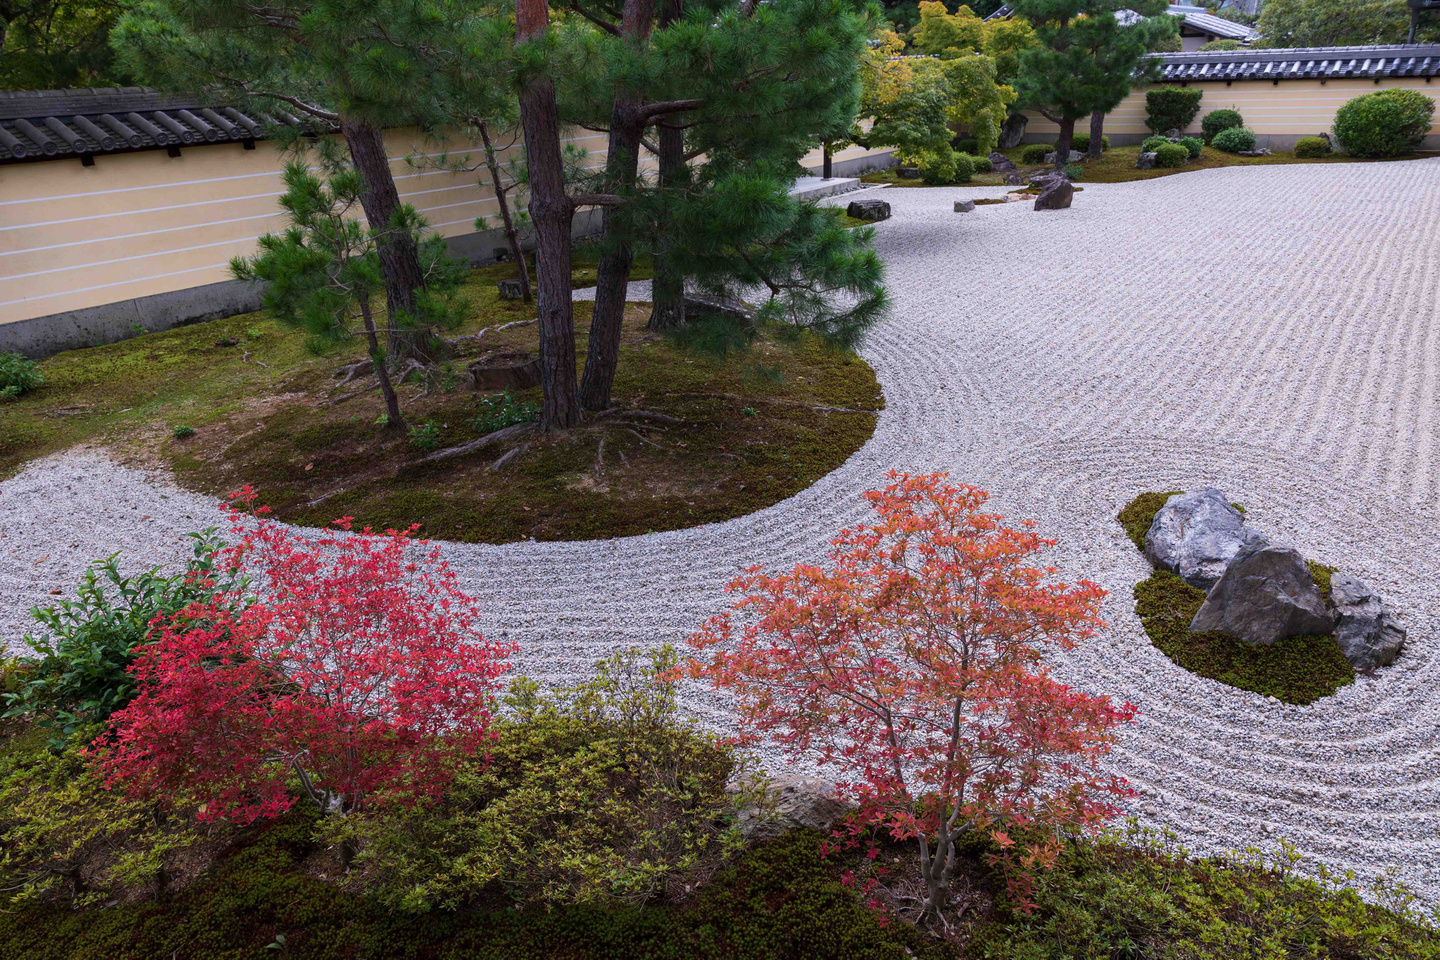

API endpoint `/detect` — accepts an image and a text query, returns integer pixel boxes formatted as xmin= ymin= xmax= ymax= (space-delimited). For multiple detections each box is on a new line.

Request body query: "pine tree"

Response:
xmin=230 ymin=154 xmax=462 ymax=431
xmin=1006 ymin=0 xmax=1170 ymax=169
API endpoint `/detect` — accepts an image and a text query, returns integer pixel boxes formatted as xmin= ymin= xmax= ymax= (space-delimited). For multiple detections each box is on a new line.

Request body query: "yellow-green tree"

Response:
xmin=896 ymin=3 xmax=1018 ymax=155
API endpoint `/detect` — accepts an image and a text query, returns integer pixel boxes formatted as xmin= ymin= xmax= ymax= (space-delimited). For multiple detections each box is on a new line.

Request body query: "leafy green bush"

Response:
xmin=950 ymin=151 xmax=975 ymax=183
xmin=331 ymin=647 xmax=747 ymax=911
xmin=1133 ymin=570 xmax=1353 ymax=704
xmin=0 ymin=352 xmax=43 ymax=401
xmin=1293 ymin=135 xmax=1332 ymax=158
xmin=171 ymin=425 xmax=195 ymax=439
xmin=1020 ymin=143 xmax=1052 ymax=164
xmin=1334 ymin=88 xmax=1435 ymax=157
xmin=952 ymin=136 xmax=979 ymax=154
xmin=1063 ymin=162 xmax=1084 ymax=180
xmin=1211 ymin=126 xmax=1257 ymax=153
xmin=1179 ymin=136 xmax=1204 ymax=158
xmin=1154 ymin=143 xmax=1189 ymax=168
xmin=1116 ymin=490 xmax=1183 ymax=550
xmin=2 ymin=534 xmax=240 ymax=749
xmin=918 ymin=147 xmax=958 ymax=185
xmin=468 ymin=389 xmax=539 ymax=435
xmin=1140 ymin=134 xmax=1171 ymax=153
xmin=407 ymin=419 xmax=441 ymax=451
xmin=1201 ymin=108 xmax=1244 ymax=143
xmin=1069 ymin=132 xmax=1109 ymax=153
xmin=968 ymin=153 xmax=992 ymax=173
xmin=1144 ymin=88 xmax=1203 ymax=134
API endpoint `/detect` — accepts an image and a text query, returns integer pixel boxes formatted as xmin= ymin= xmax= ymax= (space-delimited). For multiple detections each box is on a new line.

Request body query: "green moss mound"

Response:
xmin=0 ymin=819 xmax=950 ymax=960
xmin=1116 ymin=490 xmax=1183 ymax=550
xmin=1134 ymin=570 xmax=1353 ymax=705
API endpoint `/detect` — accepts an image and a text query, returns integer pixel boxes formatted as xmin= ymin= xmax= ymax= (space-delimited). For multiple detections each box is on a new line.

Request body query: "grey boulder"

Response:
xmin=1044 ymin=149 xmax=1083 ymax=164
xmin=735 ymin=777 xmax=855 ymax=840
xmin=954 ymin=199 xmax=976 ymax=213
xmin=1330 ymin=573 xmax=1406 ymax=671
xmin=846 ymin=198 xmax=891 ymax=222
xmin=1033 ymin=177 xmax=1073 ymax=210
xmin=897 ymin=166 xmax=920 ymax=179
xmin=1144 ymin=488 xmax=1269 ymax=590
xmin=1136 ymin=151 xmax=1158 ymax=170
xmin=998 ymin=113 xmax=1028 ymax=149
xmin=988 ymin=151 xmax=1017 ymax=173
xmin=1190 ymin=543 xmax=1334 ymax=645
xmin=497 ymin=278 xmax=526 ymax=301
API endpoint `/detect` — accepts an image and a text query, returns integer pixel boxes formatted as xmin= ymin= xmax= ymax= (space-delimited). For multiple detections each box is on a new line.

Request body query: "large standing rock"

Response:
xmin=734 ymin=777 xmax=856 ymax=840
xmin=1190 ymin=543 xmax=1334 ymax=644
xmin=988 ymin=151 xmax=1017 ymax=173
xmin=1144 ymin=488 xmax=1269 ymax=590
xmin=846 ymin=198 xmax=891 ymax=222
xmin=1135 ymin=152 xmax=1158 ymax=170
xmin=1330 ymin=573 xmax=1406 ymax=671
xmin=998 ymin=113 xmax=1028 ymax=149
xmin=1033 ymin=177 xmax=1074 ymax=211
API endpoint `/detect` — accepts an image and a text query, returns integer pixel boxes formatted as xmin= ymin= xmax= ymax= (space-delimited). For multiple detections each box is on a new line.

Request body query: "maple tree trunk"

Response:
xmin=516 ymin=0 xmax=582 ymax=430
xmin=646 ymin=0 xmax=687 ymax=333
xmin=340 ymin=117 xmax=432 ymax=361
xmin=1088 ymin=111 xmax=1105 ymax=159
xmin=358 ymin=294 xmax=406 ymax=430
xmin=1052 ymin=117 xmax=1076 ymax=172
xmin=579 ymin=0 xmax=656 ymax=411
xmin=478 ymin=118 xmax=531 ymax=304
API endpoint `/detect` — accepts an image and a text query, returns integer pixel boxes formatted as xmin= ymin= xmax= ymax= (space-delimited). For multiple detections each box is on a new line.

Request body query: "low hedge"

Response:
xmin=1020 ymin=143 xmax=1052 ymax=164
xmin=1200 ymin=108 xmax=1244 ymax=143
xmin=1145 ymin=87 xmax=1203 ymax=134
xmin=1070 ymin=132 xmax=1109 ymax=153
xmin=1179 ymin=136 xmax=1203 ymax=159
xmin=1154 ymin=143 xmax=1189 ymax=168
xmin=1293 ymin=135 xmax=1331 ymax=158
xmin=1211 ymin=126 xmax=1256 ymax=153
xmin=1140 ymin=134 xmax=1171 ymax=153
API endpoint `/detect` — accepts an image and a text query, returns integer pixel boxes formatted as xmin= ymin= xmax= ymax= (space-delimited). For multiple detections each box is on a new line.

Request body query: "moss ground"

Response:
xmin=861 ymin=145 xmax=1437 ymax=188
xmin=0 ymin=245 xmax=882 ymax=545
xmin=1117 ymin=492 xmax=1354 ymax=705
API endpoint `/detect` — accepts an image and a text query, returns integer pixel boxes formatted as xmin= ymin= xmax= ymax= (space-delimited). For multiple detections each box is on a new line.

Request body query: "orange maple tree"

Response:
xmin=684 ymin=472 xmax=1136 ymax=922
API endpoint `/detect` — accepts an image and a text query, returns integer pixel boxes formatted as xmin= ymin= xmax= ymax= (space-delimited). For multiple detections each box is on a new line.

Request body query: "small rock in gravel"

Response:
xmin=954 ymin=200 xmax=976 ymax=213
xmin=1190 ymin=543 xmax=1334 ymax=644
xmin=1330 ymin=573 xmax=1407 ymax=671
xmin=1033 ymin=177 xmax=1074 ymax=211
xmin=1145 ymin=488 xmax=1268 ymax=590
xmin=846 ymin=199 xmax=891 ymax=222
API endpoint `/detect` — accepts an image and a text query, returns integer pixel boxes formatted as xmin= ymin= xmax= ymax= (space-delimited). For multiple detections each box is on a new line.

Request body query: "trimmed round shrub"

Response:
xmin=1211 ymin=126 xmax=1257 ymax=153
xmin=1145 ymin=87 xmax=1203 ymax=134
xmin=917 ymin=147 xmax=957 ymax=185
xmin=1141 ymin=134 xmax=1171 ymax=153
xmin=1293 ymin=135 xmax=1332 ymax=158
xmin=1333 ymin=88 xmax=1435 ymax=157
xmin=1071 ymin=133 xmax=1109 ymax=153
xmin=1154 ymin=142 xmax=1189 ymax=167
xmin=967 ymin=153 xmax=992 ymax=173
xmin=951 ymin=151 xmax=976 ymax=183
xmin=952 ymin=136 xmax=979 ymax=154
xmin=1179 ymin=136 xmax=1203 ymax=159
xmin=1201 ymin=108 xmax=1244 ymax=143
xmin=1020 ymin=143 xmax=1053 ymax=164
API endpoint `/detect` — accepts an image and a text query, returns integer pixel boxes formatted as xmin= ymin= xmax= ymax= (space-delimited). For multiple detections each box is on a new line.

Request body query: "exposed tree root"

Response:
xmin=489 ymin=443 xmax=529 ymax=471
xmin=446 ymin=317 xmax=537 ymax=348
xmin=241 ymin=350 xmax=270 ymax=369
xmin=417 ymin=421 xmax=537 ymax=464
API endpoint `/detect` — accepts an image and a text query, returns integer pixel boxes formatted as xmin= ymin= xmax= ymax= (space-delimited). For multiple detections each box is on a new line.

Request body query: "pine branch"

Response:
xmin=569 ymin=192 xmax=628 ymax=207
xmin=568 ymin=0 xmax=622 ymax=35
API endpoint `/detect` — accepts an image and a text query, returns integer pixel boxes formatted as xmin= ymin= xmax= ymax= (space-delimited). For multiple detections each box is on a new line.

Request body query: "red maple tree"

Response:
xmin=93 ymin=491 xmax=512 ymax=825
xmin=684 ymin=472 xmax=1136 ymax=922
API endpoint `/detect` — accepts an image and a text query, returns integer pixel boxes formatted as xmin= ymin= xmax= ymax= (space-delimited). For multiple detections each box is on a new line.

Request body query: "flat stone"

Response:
xmin=1043 ymin=149 xmax=1083 ymax=164
xmin=734 ymin=777 xmax=855 ymax=840
xmin=1145 ymin=488 xmax=1269 ymax=590
xmin=1190 ymin=543 xmax=1335 ymax=645
xmin=469 ymin=351 xmax=541 ymax=392
xmin=954 ymin=199 xmax=976 ymax=213
xmin=988 ymin=151 xmax=1017 ymax=173
xmin=1330 ymin=573 xmax=1406 ymax=672
xmin=846 ymin=199 xmax=891 ymax=222
xmin=1033 ymin=176 xmax=1073 ymax=211
xmin=897 ymin=166 xmax=920 ymax=179
xmin=1136 ymin=151 xmax=1158 ymax=170
xmin=1003 ymin=171 xmax=1026 ymax=185
xmin=497 ymin=278 xmax=526 ymax=301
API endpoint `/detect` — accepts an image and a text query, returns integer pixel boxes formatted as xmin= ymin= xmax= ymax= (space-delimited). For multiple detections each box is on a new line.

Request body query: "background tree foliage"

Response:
xmin=0 ymin=0 xmax=130 ymax=90
xmin=1256 ymin=0 xmax=1440 ymax=46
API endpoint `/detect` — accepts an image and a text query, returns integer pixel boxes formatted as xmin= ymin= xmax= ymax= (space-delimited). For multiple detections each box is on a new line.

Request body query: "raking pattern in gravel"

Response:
xmin=1 ymin=161 xmax=1438 ymax=902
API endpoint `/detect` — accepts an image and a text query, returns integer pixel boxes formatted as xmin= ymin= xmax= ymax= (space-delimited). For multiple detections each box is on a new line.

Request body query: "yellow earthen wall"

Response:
xmin=0 ymin=127 xmax=624 ymax=326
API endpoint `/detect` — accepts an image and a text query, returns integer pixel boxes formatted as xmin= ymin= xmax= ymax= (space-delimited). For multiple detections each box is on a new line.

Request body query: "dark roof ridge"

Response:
xmin=1155 ymin=43 xmax=1440 ymax=62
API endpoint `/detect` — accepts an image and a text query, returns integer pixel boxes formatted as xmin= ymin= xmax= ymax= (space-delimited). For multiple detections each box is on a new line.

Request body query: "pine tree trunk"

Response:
xmin=358 ymin=295 xmax=406 ymax=431
xmin=340 ymin=117 xmax=432 ymax=362
xmin=646 ymin=0 xmax=688 ymax=333
xmin=1053 ymin=117 xmax=1076 ymax=172
xmin=1088 ymin=111 xmax=1105 ymax=159
xmin=478 ymin=119 xmax=531 ymax=304
xmin=578 ymin=0 xmax=656 ymax=412
xmin=516 ymin=0 xmax=582 ymax=431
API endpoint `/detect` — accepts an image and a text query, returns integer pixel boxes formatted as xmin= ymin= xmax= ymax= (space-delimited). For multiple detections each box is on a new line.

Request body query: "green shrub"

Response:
xmin=952 ymin=136 xmax=979 ymax=154
xmin=1211 ymin=126 xmax=1256 ymax=153
xmin=467 ymin=390 xmax=539 ymax=435
xmin=2 ymin=535 xmax=240 ymax=750
xmin=1133 ymin=570 xmax=1353 ymax=704
xmin=1201 ymin=108 xmax=1244 ymax=142
xmin=1293 ymin=135 xmax=1332 ymax=158
xmin=1333 ymin=88 xmax=1435 ymax=157
xmin=918 ymin=147 xmax=958 ymax=184
xmin=171 ymin=424 xmax=195 ymax=439
xmin=1144 ymin=87 xmax=1203 ymax=134
xmin=331 ymin=647 xmax=747 ymax=911
xmin=0 ymin=352 xmax=43 ymax=401
xmin=1197 ymin=38 xmax=1242 ymax=51
xmin=950 ymin=151 xmax=976 ymax=183
xmin=1063 ymin=162 xmax=1084 ymax=180
xmin=1069 ymin=132 xmax=1110 ymax=153
xmin=407 ymin=419 xmax=441 ymax=451
xmin=1140 ymin=134 xmax=1171 ymax=153
xmin=1116 ymin=490 xmax=1183 ymax=550
xmin=1179 ymin=136 xmax=1204 ymax=158
xmin=968 ymin=153 xmax=992 ymax=173
xmin=1020 ymin=143 xmax=1052 ymax=164
xmin=1154 ymin=143 xmax=1189 ymax=167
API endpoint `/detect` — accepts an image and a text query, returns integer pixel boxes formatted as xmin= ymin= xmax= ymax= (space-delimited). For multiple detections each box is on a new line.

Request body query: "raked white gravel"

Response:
xmin=3 ymin=160 xmax=1438 ymax=903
